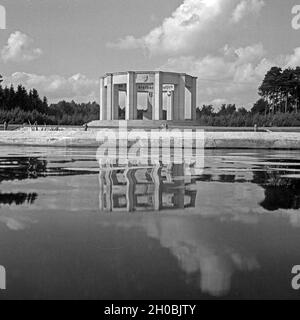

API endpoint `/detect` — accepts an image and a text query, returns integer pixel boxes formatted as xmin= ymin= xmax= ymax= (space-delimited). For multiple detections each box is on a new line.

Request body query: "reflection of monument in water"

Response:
xmin=99 ymin=164 xmax=197 ymax=212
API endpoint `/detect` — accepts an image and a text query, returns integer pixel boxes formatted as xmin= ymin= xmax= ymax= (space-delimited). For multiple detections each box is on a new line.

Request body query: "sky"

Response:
xmin=0 ymin=0 xmax=299 ymax=109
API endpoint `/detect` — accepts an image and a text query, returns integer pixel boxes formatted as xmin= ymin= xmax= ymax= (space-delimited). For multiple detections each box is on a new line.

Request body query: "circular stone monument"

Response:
xmin=89 ymin=71 xmax=198 ymax=128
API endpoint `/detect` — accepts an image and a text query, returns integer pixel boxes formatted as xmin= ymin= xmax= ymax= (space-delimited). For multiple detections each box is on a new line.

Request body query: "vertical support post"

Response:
xmin=166 ymin=91 xmax=174 ymax=121
xmin=126 ymin=72 xmax=137 ymax=120
xmin=174 ymin=84 xmax=180 ymax=121
xmin=106 ymin=74 xmax=113 ymax=120
xmin=145 ymin=92 xmax=153 ymax=120
xmin=152 ymin=165 xmax=162 ymax=211
xmin=100 ymin=77 xmax=107 ymax=120
xmin=191 ymin=77 xmax=197 ymax=121
xmin=154 ymin=72 xmax=163 ymax=120
xmin=178 ymin=74 xmax=186 ymax=121
xmin=173 ymin=164 xmax=185 ymax=209
xmin=105 ymin=170 xmax=113 ymax=211
xmin=125 ymin=169 xmax=136 ymax=212
xmin=112 ymin=84 xmax=119 ymax=120
xmin=174 ymin=74 xmax=186 ymax=121
xmin=99 ymin=170 xmax=105 ymax=211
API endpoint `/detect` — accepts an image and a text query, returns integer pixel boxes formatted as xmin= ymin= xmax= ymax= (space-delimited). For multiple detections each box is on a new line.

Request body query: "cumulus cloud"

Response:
xmin=285 ymin=47 xmax=300 ymax=68
xmin=231 ymin=0 xmax=265 ymax=23
xmin=160 ymin=43 xmax=300 ymax=109
xmin=1 ymin=31 xmax=42 ymax=63
xmin=109 ymin=35 xmax=144 ymax=50
xmin=5 ymin=72 xmax=98 ymax=103
xmin=160 ymin=43 xmax=272 ymax=107
xmin=108 ymin=0 xmax=230 ymax=55
xmin=108 ymin=0 xmax=267 ymax=56
xmin=100 ymin=214 xmax=260 ymax=297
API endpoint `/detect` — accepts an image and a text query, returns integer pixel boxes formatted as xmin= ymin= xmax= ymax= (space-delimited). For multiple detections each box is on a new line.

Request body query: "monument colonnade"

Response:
xmin=100 ymin=71 xmax=197 ymax=121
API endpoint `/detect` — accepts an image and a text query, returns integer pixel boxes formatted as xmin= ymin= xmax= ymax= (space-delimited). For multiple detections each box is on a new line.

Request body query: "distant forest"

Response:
xmin=0 ymin=76 xmax=99 ymax=126
xmin=1 ymin=66 xmax=300 ymax=127
xmin=196 ymin=66 xmax=300 ymax=127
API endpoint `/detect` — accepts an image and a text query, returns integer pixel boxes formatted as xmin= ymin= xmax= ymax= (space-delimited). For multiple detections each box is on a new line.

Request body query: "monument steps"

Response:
xmin=88 ymin=120 xmax=200 ymax=129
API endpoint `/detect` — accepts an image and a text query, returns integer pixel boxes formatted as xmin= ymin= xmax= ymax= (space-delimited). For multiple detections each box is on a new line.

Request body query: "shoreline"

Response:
xmin=0 ymin=130 xmax=300 ymax=149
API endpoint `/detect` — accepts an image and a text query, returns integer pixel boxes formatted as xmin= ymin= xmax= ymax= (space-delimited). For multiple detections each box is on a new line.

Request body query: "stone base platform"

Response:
xmin=88 ymin=120 xmax=200 ymax=129
xmin=0 ymin=130 xmax=300 ymax=149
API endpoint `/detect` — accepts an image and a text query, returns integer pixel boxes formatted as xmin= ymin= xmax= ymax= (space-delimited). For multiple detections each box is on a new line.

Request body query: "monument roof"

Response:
xmin=102 ymin=71 xmax=197 ymax=79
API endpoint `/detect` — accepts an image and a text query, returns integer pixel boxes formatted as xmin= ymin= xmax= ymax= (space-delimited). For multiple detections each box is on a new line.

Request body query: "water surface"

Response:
xmin=0 ymin=146 xmax=300 ymax=299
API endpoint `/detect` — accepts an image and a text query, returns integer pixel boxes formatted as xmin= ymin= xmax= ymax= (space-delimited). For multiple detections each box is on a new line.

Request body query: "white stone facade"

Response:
xmin=100 ymin=71 xmax=197 ymax=121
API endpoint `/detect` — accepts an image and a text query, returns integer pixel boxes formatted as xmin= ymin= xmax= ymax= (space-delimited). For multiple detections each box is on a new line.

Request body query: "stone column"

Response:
xmin=100 ymin=77 xmax=107 ymax=120
xmin=153 ymin=72 xmax=163 ymax=120
xmin=106 ymin=74 xmax=113 ymax=120
xmin=173 ymin=164 xmax=185 ymax=209
xmin=178 ymin=75 xmax=186 ymax=121
xmin=173 ymin=75 xmax=186 ymax=121
xmin=112 ymin=85 xmax=119 ymax=120
xmin=125 ymin=169 xmax=136 ymax=212
xmin=173 ymin=85 xmax=179 ymax=121
xmin=145 ymin=92 xmax=153 ymax=120
xmin=191 ymin=77 xmax=197 ymax=121
xmin=166 ymin=91 xmax=174 ymax=121
xmin=126 ymin=72 xmax=137 ymax=120
xmin=152 ymin=165 xmax=162 ymax=211
xmin=105 ymin=170 xmax=112 ymax=211
xmin=99 ymin=171 xmax=105 ymax=211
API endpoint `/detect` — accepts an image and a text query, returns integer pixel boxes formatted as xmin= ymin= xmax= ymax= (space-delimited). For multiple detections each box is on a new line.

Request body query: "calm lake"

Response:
xmin=0 ymin=146 xmax=300 ymax=300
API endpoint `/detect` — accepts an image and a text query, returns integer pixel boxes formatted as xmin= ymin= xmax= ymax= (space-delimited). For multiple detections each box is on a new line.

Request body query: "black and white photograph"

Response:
xmin=0 ymin=0 xmax=300 ymax=304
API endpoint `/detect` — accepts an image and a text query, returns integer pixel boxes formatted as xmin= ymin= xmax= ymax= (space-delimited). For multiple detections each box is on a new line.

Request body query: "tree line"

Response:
xmin=0 ymin=75 xmax=99 ymax=126
xmin=196 ymin=103 xmax=300 ymax=127
xmin=1 ymin=66 xmax=300 ymax=127
xmin=259 ymin=66 xmax=300 ymax=114
xmin=196 ymin=66 xmax=300 ymax=127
